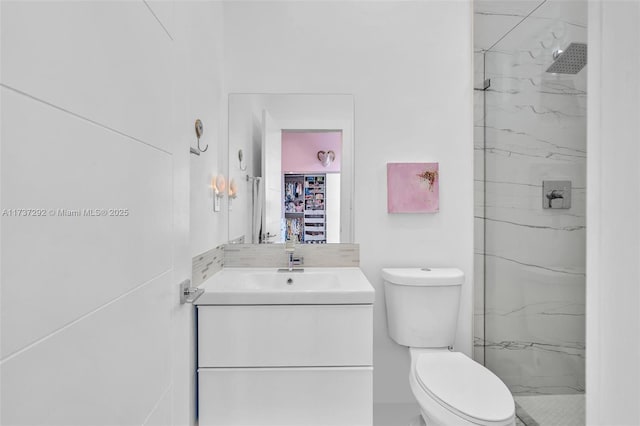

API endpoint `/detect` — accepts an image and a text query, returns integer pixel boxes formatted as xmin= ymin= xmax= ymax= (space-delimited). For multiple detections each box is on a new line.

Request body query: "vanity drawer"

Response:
xmin=198 ymin=366 xmax=373 ymax=426
xmin=197 ymin=304 xmax=372 ymax=367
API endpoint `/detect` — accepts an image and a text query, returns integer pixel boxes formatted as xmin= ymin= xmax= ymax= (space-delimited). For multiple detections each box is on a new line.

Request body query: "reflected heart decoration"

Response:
xmin=317 ymin=150 xmax=336 ymax=167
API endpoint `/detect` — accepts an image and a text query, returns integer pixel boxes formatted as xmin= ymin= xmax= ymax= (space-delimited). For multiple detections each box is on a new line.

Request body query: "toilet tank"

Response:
xmin=382 ymin=268 xmax=464 ymax=348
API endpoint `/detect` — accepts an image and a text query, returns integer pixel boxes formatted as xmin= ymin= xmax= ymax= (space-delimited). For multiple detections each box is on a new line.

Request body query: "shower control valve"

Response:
xmin=543 ymin=180 xmax=572 ymax=209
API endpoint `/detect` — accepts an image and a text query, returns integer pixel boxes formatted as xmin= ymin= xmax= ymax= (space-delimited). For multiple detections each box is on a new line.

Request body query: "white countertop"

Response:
xmin=195 ymin=267 xmax=375 ymax=305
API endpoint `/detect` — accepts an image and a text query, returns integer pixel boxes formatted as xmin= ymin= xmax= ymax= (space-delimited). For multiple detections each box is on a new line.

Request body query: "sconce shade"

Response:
xmin=212 ymin=174 xmax=226 ymax=194
xmin=229 ymin=178 xmax=238 ymax=199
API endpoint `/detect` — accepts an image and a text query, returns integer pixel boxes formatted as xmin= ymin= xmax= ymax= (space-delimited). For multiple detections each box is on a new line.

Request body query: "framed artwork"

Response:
xmin=387 ymin=162 xmax=439 ymax=213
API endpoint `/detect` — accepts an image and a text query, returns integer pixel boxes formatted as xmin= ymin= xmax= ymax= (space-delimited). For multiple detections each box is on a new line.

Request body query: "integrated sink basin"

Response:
xmin=196 ymin=267 xmax=374 ymax=305
xmin=241 ymin=271 xmax=341 ymax=290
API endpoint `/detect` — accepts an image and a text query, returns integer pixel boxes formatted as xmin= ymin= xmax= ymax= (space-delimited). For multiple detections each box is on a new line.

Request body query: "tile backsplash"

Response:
xmin=192 ymin=245 xmax=224 ymax=286
xmin=223 ymin=243 xmax=359 ymax=268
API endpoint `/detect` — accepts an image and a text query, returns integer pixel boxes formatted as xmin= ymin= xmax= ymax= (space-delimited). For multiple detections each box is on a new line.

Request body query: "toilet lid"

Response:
xmin=415 ymin=352 xmax=514 ymax=424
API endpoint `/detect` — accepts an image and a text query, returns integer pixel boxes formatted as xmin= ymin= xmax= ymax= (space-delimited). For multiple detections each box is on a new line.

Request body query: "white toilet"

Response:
xmin=382 ymin=268 xmax=515 ymax=426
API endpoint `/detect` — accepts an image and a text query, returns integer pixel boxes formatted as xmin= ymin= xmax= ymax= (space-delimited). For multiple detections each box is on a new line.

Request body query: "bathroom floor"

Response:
xmin=373 ymin=402 xmax=421 ymax=426
xmin=515 ymin=394 xmax=585 ymax=426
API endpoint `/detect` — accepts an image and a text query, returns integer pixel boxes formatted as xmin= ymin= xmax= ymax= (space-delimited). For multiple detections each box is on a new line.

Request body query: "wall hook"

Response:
xmin=238 ymin=149 xmax=247 ymax=171
xmin=190 ymin=119 xmax=208 ymax=155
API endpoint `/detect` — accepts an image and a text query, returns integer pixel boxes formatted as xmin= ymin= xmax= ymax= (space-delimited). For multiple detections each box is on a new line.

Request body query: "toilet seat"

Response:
xmin=414 ymin=352 xmax=514 ymax=425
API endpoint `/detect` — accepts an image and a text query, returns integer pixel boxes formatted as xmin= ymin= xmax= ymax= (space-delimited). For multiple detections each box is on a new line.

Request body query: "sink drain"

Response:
xmin=286 ymin=278 xmax=293 ymax=285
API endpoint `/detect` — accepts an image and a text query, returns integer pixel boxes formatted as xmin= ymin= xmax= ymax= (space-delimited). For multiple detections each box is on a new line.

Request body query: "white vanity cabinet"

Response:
xmin=197 ymin=304 xmax=373 ymax=426
xmin=196 ymin=267 xmax=375 ymax=426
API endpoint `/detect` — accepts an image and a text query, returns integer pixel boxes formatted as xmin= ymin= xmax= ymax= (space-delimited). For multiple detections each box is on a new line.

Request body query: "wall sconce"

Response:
xmin=317 ymin=150 xmax=335 ymax=167
xmin=228 ymin=179 xmax=238 ymax=199
xmin=228 ymin=178 xmax=238 ymax=211
xmin=212 ymin=174 xmax=226 ymax=212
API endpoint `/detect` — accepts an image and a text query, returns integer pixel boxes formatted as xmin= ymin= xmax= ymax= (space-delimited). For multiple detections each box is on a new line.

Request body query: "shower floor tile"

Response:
xmin=515 ymin=394 xmax=585 ymax=426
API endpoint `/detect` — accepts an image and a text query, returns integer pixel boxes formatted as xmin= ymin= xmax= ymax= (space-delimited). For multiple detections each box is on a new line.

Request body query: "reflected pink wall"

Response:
xmin=282 ymin=131 xmax=342 ymax=173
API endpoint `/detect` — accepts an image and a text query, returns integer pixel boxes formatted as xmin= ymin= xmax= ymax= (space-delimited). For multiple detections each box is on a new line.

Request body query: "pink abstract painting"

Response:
xmin=387 ymin=163 xmax=439 ymax=213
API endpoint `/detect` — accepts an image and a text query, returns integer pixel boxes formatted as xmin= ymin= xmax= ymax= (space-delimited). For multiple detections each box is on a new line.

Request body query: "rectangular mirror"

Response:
xmin=228 ymin=94 xmax=354 ymax=244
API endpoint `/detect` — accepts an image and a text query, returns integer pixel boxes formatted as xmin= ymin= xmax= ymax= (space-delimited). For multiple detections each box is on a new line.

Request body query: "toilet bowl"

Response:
xmin=382 ymin=268 xmax=515 ymax=426
xmin=408 ymin=348 xmax=514 ymax=426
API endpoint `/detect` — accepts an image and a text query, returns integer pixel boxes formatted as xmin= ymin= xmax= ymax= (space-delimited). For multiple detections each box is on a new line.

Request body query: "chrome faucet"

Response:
xmin=285 ymin=239 xmax=295 ymax=271
xmin=280 ymin=239 xmax=304 ymax=272
xmin=288 ymin=251 xmax=295 ymax=272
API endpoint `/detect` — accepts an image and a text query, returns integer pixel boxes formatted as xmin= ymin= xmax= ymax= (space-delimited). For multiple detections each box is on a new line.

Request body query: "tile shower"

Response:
xmin=474 ymin=0 xmax=586 ymax=424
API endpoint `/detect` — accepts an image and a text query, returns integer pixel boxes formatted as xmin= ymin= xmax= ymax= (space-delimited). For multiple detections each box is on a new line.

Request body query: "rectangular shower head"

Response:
xmin=546 ymin=42 xmax=587 ymax=74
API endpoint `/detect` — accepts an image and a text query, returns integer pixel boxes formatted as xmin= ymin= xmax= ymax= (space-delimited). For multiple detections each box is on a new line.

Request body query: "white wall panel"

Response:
xmin=1 ymin=88 xmax=172 ymax=358
xmin=144 ymin=386 xmax=172 ymax=426
xmin=0 ymin=1 xmax=218 ymax=424
xmin=1 ymin=273 xmax=172 ymax=426
xmin=1 ymin=1 xmax=173 ymax=152
xmin=587 ymin=1 xmax=640 ymax=424
xmin=144 ymin=0 xmax=175 ymax=39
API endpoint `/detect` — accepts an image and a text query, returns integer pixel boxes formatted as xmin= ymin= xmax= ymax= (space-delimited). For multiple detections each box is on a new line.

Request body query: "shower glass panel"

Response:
xmin=475 ymin=1 xmax=586 ymax=424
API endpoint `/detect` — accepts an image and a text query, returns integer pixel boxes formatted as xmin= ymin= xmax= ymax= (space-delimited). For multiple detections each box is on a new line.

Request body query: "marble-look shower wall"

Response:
xmin=475 ymin=0 xmax=586 ymax=395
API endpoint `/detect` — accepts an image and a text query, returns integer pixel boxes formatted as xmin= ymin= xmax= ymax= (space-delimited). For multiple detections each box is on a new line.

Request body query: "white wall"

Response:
xmin=326 ymin=173 xmax=341 ymax=243
xmin=263 ymin=110 xmax=284 ymax=242
xmin=1 ymin=2 xmax=223 ymax=425
xmin=587 ymin=1 xmax=640 ymax=424
xmin=188 ymin=3 xmax=227 ymax=256
xmin=227 ymin=95 xmax=260 ymax=243
xmin=223 ymin=0 xmax=474 ymax=405
xmin=173 ymin=2 xmax=225 ymax=424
